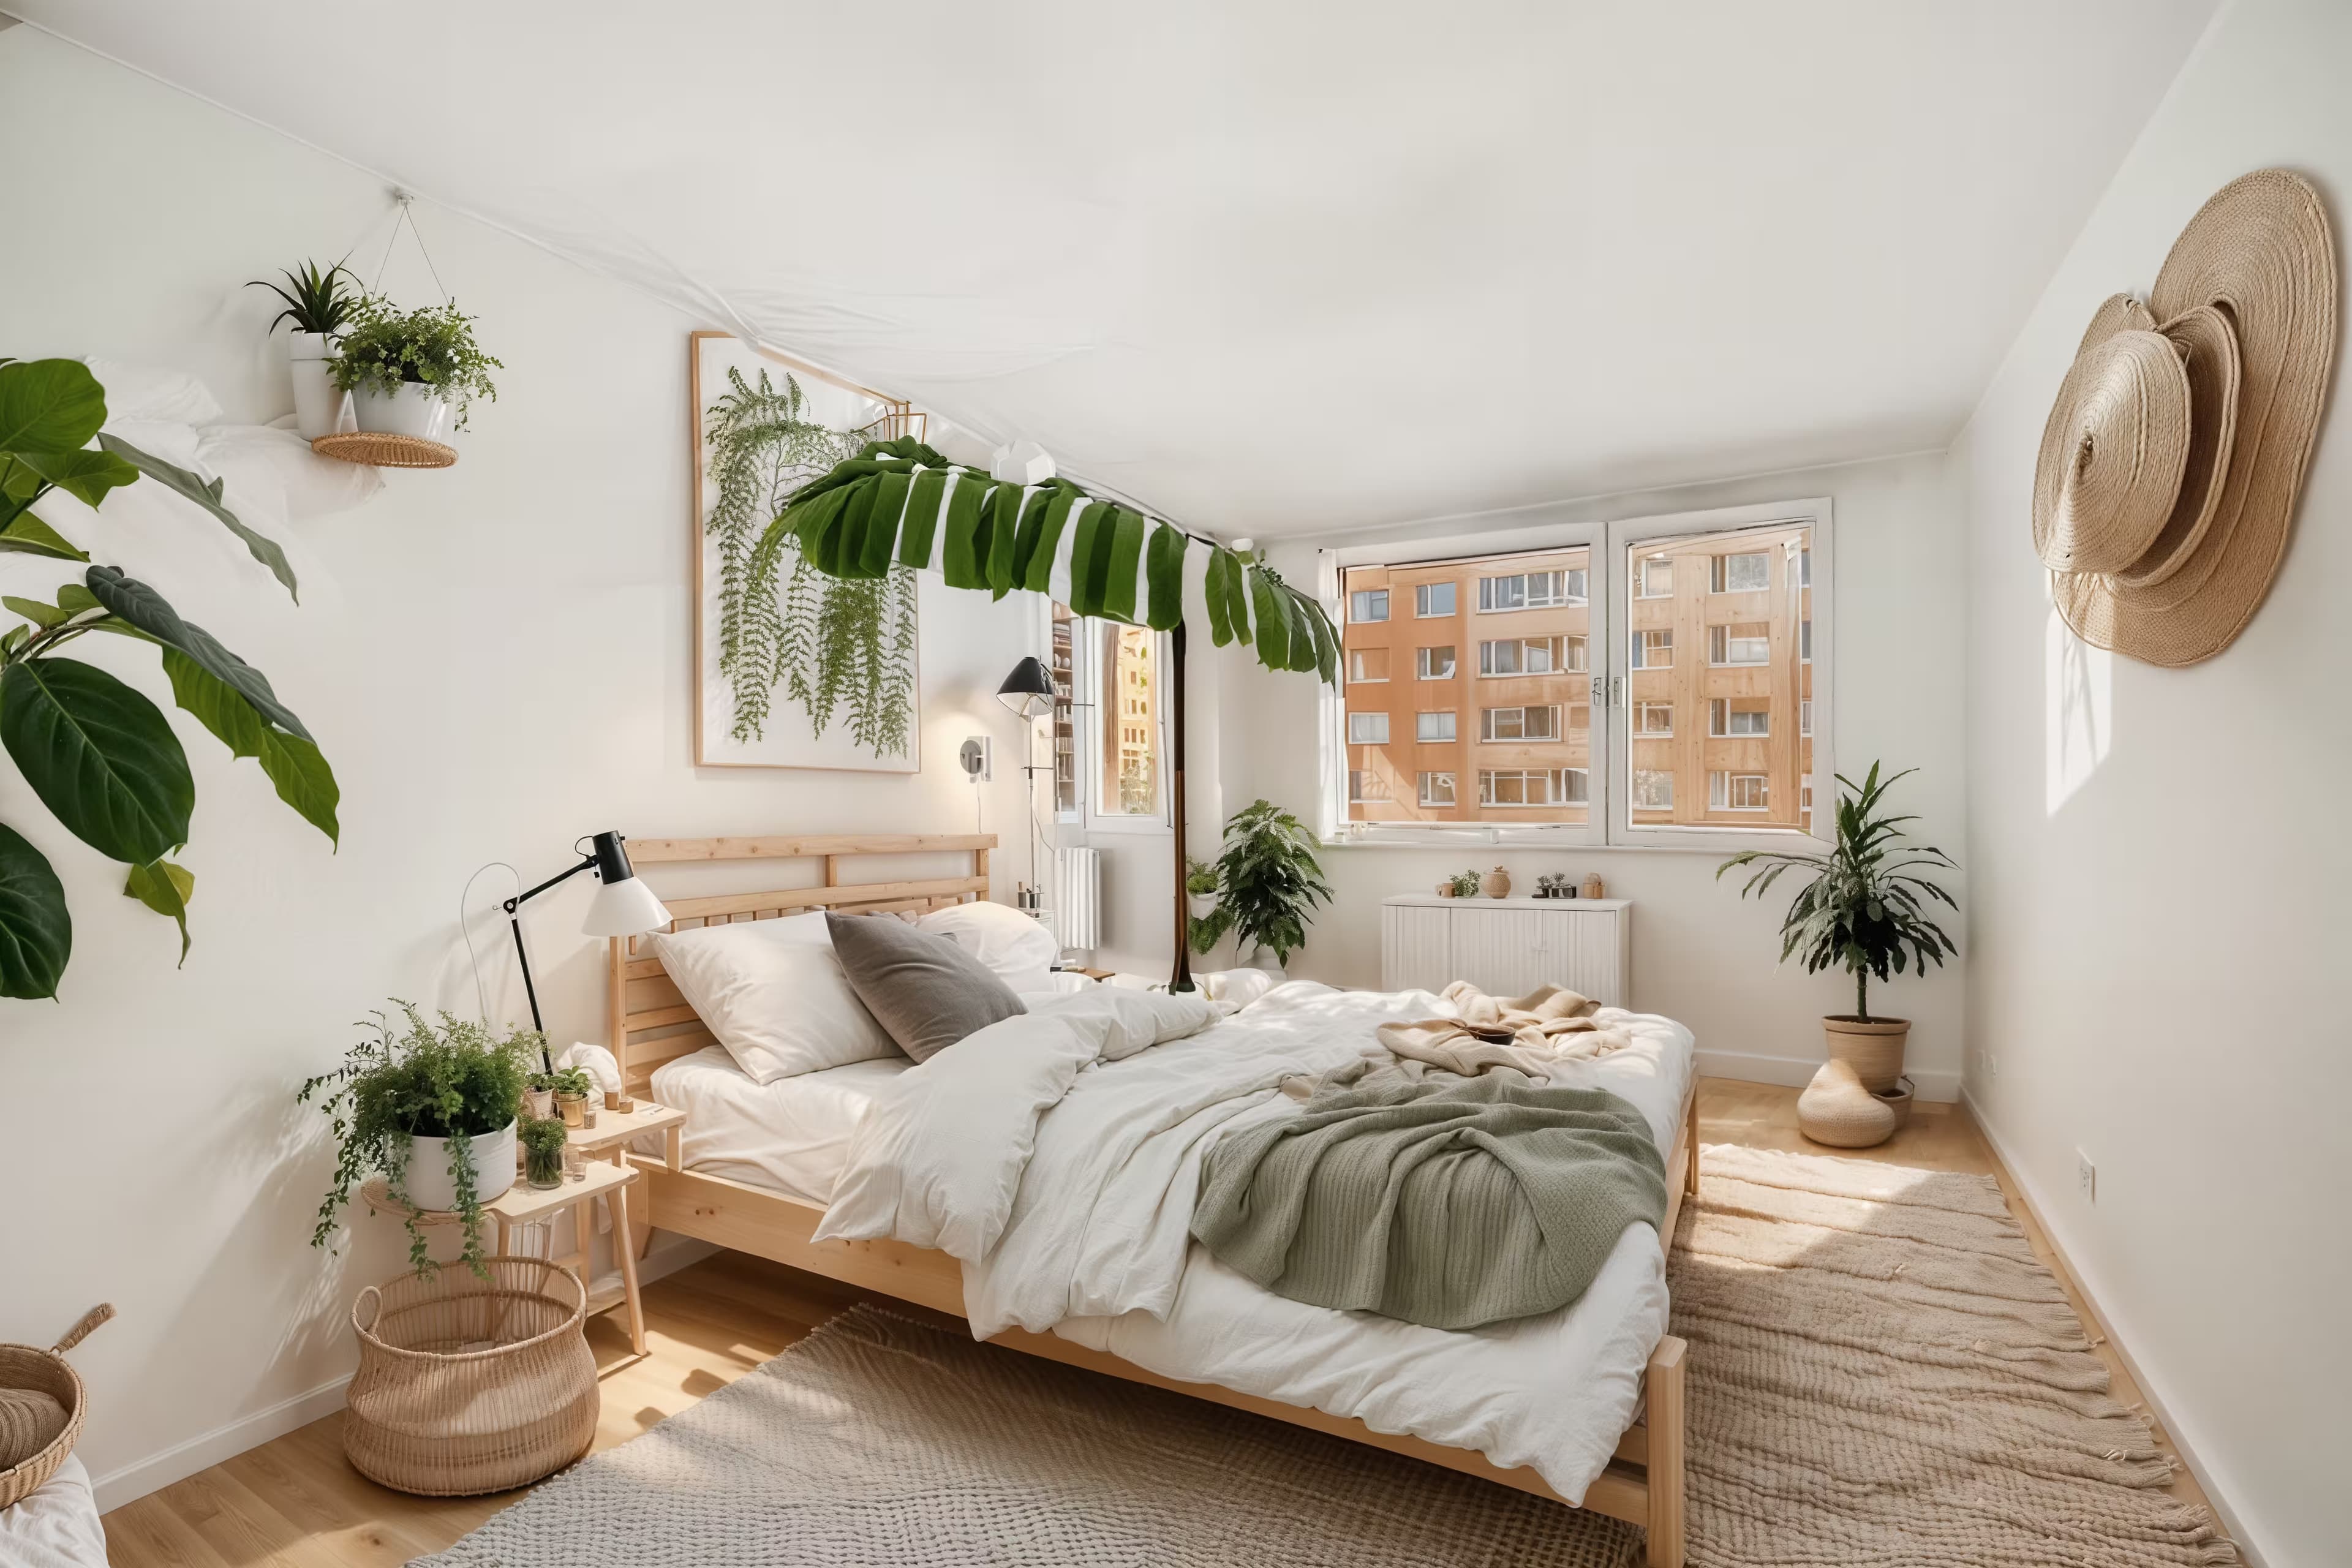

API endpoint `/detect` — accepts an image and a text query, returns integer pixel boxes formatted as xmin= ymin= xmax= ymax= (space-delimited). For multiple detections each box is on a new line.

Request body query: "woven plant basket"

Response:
xmin=344 ymin=1259 xmax=597 ymax=1497
xmin=0 ymin=1303 xmax=113 ymax=1512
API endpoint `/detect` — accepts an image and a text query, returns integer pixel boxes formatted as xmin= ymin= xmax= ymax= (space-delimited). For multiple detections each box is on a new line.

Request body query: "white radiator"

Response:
xmin=1053 ymin=847 xmax=1100 ymax=952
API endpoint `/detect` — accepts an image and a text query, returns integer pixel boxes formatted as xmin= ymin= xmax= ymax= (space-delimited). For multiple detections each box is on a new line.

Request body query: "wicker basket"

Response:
xmin=344 ymin=1259 xmax=597 ymax=1496
xmin=0 ymin=1304 xmax=113 ymax=1512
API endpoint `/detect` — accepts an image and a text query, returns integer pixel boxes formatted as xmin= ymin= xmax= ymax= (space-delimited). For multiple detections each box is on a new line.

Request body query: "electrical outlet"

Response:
xmin=2076 ymin=1150 xmax=2096 ymax=1204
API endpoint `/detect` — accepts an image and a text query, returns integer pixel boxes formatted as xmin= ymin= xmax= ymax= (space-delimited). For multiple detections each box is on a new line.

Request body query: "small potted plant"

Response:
xmin=1185 ymin=857 xmax=1221 ymax=954
xmin=549 ymin=1066 xmax=595 ymax=1129
xmin=249 ymin=260 xmax=359 ymax=439
xmin=301 ymin=1004 xmax=543 ymax=1276
xmin=524 ymin=1071 xmax=556 ymax=1122
xmin=519 ymin=1117 xmax=568 ymax=1191
xmin=1187 ymin=799 xmax=1331 ymax=976
xmin=330 ymin=294 xmax=502 ymax=441
xmin=1441 ymin=869 xmax=1480 ymax=899
xmin=1718 ymin=763 xmax=1958 ymax=1093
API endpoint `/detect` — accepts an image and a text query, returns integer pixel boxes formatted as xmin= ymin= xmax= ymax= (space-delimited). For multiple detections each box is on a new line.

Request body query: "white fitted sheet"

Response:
xmin=650 ymin=1047 xmax=907 ymax=1205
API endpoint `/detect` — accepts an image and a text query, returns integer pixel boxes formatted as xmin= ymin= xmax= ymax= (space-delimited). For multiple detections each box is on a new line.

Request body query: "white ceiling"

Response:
xmin=17 ymin=1 xmax=2218 ymax=537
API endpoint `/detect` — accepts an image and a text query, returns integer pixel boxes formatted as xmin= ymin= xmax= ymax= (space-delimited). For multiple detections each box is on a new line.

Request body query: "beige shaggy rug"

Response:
xmin=415 ymin=1145 xmax=2237 ymax=1567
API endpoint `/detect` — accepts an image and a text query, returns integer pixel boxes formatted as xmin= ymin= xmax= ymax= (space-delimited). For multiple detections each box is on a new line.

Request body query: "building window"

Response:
xmin=1801 ymin=774 xmax=1815 ymax=820
xmin=1632 ymin=769 xmax=1675 ymax=810
xmin=1711 ymin=551 xmax=1771 ymax=593
xmin=1349 ymin=588 xmax=1389 ymax=624
xmin=1632 ymin=629 xmax=1673 ymax=669
xmin=1480 ymin=768 xmax=1584 ymax=807
xmin=1801 ymin=699 xmax=1813 ymax=736
xmin=1800 ymin=548 xmax=1812 ymax=587
xmin=1477 ymin=570 xmax=1581 ymax=611
xmin=1709 ymin=624 xmax=1770 ymax=666
xmin=1801 ymin=619 xmax=1812 ymax=662
xmin=1711 ymin=772 xmax=1770 ymax=811
xmin=1480 ymin=705 xmax=1559 ymax=742
xmin=1348 ymin=647 xmax=1389 ymax=683
xmin=1347 ymin=711 xmax=1390 ymax=745
xmin=1635 ymin=556 xmax=1675 ymax=598
xmin=1636 ymin=702 xmax=1674 ymax=736
xmin=1710 ymin=698 xmax=1769 ymax=737
xmin=1414 ymin=582 xmax=1457 ymax=618
xmin=1349 ymin=769 xmax=1391 ymax=802
xmin=1050 ymin=605 xmax=1080 ymax=816
xmin=1097 ymin=622 xmax=1163 ymax=818
xmin=1417 ymin=645 xmax=1457 ymax=680
xmin=1419 ymin=771 xmax=1456 ymax=807
xmin=1416 ymin=710 xmax=1457 ymax=743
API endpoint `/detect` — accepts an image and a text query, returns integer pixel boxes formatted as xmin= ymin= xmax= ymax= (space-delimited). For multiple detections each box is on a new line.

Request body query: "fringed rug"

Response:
xmin=413 ymin=1145 xmax=2238 ymax=1567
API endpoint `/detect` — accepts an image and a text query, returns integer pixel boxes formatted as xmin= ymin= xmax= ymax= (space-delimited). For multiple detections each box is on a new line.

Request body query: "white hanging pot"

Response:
xmin=351 ymin=381 xmax=451 ymax=441
xmin=286 ymin=331 xmax=351 ymax=440
xmin=398 ymin=1121 xmax=516 ymax=1213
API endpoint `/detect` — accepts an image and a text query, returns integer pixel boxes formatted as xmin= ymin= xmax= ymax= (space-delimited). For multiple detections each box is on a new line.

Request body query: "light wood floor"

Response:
xmin=100 ymin=1079 xmax=2218 ymax=1566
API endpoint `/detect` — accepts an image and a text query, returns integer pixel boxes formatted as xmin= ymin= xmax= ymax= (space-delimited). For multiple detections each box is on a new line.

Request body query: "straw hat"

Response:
xmin=2035 ymin=170 xmax=2337 ymax=666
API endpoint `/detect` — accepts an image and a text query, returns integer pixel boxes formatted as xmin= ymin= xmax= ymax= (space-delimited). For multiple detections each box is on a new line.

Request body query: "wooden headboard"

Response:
xmin=608 ymin=833 xmax=995 ymax=1099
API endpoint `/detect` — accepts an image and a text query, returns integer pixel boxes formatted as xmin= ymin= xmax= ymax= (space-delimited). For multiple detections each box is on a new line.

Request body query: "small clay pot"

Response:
xmin=1580 ymin=873 xmax=1605 ymax=900
xmin=1437 ymin=883 xmax=1456 ymax=897
xmin=1482 ymin=866 xmax=1512 ymax=899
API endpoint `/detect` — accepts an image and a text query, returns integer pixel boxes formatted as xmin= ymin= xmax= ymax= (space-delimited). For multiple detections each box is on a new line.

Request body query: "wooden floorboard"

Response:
xmin=100 ymin=1077 xmax=2217 ymax=1566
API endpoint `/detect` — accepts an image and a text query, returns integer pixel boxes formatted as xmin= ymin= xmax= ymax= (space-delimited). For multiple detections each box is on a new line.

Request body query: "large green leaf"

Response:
xmin=897 ymin=467 xmax=948 ymax=569
xmin=1247 ymin=565 xmax=1290 ymax=668
xmin=160 ymin=647 xmax=339 ymax=845
xmin=0 ymin=510 xmax=89 ymax=562
xmin=0 ymin=359 xmax=107 ymax=454
xmin=85 ymin=566 xmax=314 ymax=741
xmin=123 ymin=858 xmax=194 ymax=964
xmin=96 ymin=434 xmax=300 ymax=602
xmin=0 ymin=657 xmax=194 ymax=865
xmin=16 ymin=447 xmax=140 ymax=508
xmin=1143 ymin=522 xmax=1187 ymax=632
xmin=0 ymin=823 xmax=71 ymax=1000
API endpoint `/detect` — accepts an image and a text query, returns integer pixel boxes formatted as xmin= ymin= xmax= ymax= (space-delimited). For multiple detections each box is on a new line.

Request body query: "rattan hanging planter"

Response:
xmin=0 ymin=1304 xmax=113 ymax=1512
xmin=343 ymin=1258 xmax=597 ymax=1496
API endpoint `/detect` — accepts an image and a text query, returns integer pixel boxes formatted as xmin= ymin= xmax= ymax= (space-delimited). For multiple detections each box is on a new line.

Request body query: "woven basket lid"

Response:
xmin=2048 ymin=169 xmax=2336 ymax=666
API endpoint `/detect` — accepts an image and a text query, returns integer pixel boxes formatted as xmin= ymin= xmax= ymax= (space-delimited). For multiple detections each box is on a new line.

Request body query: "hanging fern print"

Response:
xmin=703 ymin=366 xmax=917 ymax=754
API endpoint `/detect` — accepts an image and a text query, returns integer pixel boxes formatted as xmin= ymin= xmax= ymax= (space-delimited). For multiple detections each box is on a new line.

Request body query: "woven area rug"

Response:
xmin=1673 ymin=1144 xmax=2236 ymax=1566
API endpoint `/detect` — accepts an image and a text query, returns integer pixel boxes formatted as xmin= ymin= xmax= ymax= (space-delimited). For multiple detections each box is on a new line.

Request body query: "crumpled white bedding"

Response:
xmin=816 ymin=980 xmax=1694 ymax=1504
xmin=0 ymin=1455 xmax=107 ymax=1568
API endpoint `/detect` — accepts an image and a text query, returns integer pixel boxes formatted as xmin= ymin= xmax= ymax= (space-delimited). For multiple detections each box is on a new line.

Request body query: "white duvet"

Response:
xmin=818 ymin=981 xmax=1694 ymax=1504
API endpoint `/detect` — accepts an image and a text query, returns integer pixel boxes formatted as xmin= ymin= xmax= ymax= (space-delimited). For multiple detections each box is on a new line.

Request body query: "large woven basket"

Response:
xmin=0 ymin=1303 xmax=113 ymax=1512
xmin=344 ymin=1259 xmax=597 ymax=1497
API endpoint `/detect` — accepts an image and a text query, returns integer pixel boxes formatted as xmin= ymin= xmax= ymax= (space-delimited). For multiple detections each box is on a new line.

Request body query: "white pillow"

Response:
xmin=916 ymin=900 xmax=1060 ymax=993
xmin=650 ymin=913 xmax=901 ymax=1082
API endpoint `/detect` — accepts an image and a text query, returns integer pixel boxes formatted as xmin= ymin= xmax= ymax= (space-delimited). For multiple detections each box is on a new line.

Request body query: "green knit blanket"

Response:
xmin=1190 ymin=1072 xmax=1668 ymax=1330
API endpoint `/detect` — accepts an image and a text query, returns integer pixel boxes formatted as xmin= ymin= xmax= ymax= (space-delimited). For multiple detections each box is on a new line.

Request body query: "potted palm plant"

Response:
xmin=1188 ymin=799 xmax=1332 ymax=974
xmin=248 ymin=260 xmax=359 ymax=439
xmin=1717 ymin=763 xmax=1958 ymax=1091
xmin=330 ymin=295 xmax=502 ymax=440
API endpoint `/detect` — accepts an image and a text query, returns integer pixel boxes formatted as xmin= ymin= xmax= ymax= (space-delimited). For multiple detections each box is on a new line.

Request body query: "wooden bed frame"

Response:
xmin=610 ymin=832 xmax=1698 ymax=1567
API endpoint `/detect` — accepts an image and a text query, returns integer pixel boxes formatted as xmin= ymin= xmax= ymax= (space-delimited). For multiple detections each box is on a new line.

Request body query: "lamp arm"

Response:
xmin=503 ymin=853 xmax=597 ymax=1074
xmin=504 ymin=854 xmax=598 ymax=913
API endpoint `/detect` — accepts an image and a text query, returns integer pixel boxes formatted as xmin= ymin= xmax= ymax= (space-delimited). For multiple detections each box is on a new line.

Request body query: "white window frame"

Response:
xmin=1415 ymin=710 xmax=1457 ymax=744
xmin=1078 ymin=616 xmax=1174 ymax=836
xmin=1631 ymin=629 xmax=1673 ymax=669
xmin=1349 ymin=768 xmax=1392 ymax=804
xmin=1479 ymin=704 xmax=1561 ymax=742
xmin=1711 ymin=551 xmax=1771 ymax=593
xmin=1635 ymin=701 xmax=1673 ymax=737
xmin=1347 ymin=711 xmax=1390 ymax=746
xmin=1709 ymin=772 xmax=1771 ymax=812
xmin=1416 ymin=645 xmax=1457 ymax=680
xmin=1347 ymin=647 xmax=1389 ymax=684
xmin=1414 ymin=581 xmax=1457 ymax=619
xmin=1348 ymin=587 xmax=1389 ymax=624
xmin=1417 ymin=770 xmax=1455 ymax=807
xmin=1316 ymin=496 xmax=1830 ymax=851
xmin=1708 ymin=624 xmax=1770 ymax=667
xmin=1709 ymin=698 xmax=1770 ymax=737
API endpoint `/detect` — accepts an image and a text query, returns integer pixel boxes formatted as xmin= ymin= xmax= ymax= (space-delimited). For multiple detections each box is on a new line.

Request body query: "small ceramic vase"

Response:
xmin=1482 ymin=866 xmax=1512 ymax=899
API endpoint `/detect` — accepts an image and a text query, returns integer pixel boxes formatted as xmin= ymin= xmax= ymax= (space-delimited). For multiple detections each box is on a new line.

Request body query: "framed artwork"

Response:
xmin=690 ymin=331 xmax=926 ymax=771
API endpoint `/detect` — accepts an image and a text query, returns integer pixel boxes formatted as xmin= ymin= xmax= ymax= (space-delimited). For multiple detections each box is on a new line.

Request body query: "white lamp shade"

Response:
xmin=583 ymin=875 xmax=671 ymax=937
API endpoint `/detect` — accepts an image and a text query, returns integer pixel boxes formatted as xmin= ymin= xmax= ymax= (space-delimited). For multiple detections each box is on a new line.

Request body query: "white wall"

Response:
xmin=1222 ymin=451 xmax=1971 ymax=1096
xmin=1954 ymin=2 xmax=2350 ymax=1560
xmin=0 ymin=30 xmax=1040 ymax=1503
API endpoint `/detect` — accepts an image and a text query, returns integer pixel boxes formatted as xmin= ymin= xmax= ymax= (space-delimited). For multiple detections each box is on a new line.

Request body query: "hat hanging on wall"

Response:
xmin=2034 ymin=168 xmax=2337 ymax=666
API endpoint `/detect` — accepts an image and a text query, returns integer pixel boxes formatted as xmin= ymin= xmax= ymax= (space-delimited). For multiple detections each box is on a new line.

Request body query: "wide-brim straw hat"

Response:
xmin=2035 ymin=170 xmax=2337 ymax=666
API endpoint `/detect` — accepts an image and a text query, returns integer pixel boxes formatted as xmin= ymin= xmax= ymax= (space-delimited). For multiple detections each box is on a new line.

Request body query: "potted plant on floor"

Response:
xmin=330 ymin=295 xmax=502 ymax=440
xmin=301 ymin=1004 xmax=542 ymax=1275
xmin=1188 ymin=799 xmax=1332 ymax=976
xmin=1717 ymin=763 xmax=1958 ymax=1093
xmin=519 ymin=1117 xmax=568 ymax=1191
xmin=248 ymin=260 xmax=358 ymax=439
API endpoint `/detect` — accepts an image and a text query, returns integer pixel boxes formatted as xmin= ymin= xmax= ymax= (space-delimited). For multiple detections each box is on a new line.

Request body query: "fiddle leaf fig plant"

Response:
xmin=0 ymin=358 xmax=336 ymax=1000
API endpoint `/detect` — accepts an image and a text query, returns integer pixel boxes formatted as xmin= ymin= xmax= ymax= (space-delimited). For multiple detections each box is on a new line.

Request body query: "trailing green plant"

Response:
xmin=519 ymin=1115 xmax=568 ymax=1186
xmin=0 ymin=358 xmax=332 ymax=1000
xmin=247 ymin=260 xmax=358 ymax=337
xmin=328 ymin=295 xmax=502 ymax=431
xmin=1717 ymin=762 xmax=1958 ymax=1022
xmin=300 ymin=1004 xmax=543 ymax=1277
xmin=1447 ymin=869 xmax=1482 ymax=898
xmin=701 ymin=367 xmax=914 ymax=753
xmin=1189 ymin=799 xmax=1332 ymax=966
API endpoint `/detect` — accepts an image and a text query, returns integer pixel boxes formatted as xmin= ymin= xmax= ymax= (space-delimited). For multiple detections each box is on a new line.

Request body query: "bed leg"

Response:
xmin=1684 ymin=1091 xmax=1700 ymax=1197
xmin=1644 ymin=1335 xmax=1687 ymax=1568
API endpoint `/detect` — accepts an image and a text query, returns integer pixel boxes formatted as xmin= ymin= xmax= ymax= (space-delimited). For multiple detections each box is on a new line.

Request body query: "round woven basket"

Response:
xmin=0 ymin=1304 xmax=113 ymax=1512
xmin=311 ymin=432 xmax=458 ymax=469
xmin=344 ymin=1259 xmax=597 ymax=1497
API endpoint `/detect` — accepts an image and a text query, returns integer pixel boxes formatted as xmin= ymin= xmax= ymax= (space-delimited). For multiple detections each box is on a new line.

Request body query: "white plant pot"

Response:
xmin=351 ymin=382 xmax=451 ymax=441
xmin=286 ymin=331 xmax=351 ymax=440
xmin=399 ymin=1121 xmax=516 ymax=1213
xmin=1188 ymin=894 xmax=1216 ymax=921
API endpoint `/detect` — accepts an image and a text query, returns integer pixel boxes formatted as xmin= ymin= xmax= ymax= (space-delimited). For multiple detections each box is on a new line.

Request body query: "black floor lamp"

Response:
xmin=505 ymin=830 xmax=672 ymax=1072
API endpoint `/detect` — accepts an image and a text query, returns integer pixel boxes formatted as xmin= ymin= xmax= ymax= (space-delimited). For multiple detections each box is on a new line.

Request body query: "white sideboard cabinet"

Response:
xmin=1379 ymin=895 xmax=1632 ymax=1006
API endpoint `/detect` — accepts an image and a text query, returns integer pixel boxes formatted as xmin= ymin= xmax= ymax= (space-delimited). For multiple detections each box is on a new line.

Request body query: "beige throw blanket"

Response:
xmin=1374 ymin=980 xmax=1632 ymax=1077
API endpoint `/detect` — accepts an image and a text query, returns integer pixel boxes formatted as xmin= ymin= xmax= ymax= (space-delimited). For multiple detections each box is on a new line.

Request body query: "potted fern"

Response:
xmin=248 ymin=260 xmax=358 ymax=439
xmin=330 ymin=295 xmax=502 ymax=440
xmin=1189 ymin=799 xmax=1332 ymax=974
xmin=1717 ymin=763 xmax=1958 ymax=1091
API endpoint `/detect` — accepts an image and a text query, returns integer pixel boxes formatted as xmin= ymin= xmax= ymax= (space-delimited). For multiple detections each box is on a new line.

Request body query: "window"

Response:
xmin=1414 ymin=582 xmax=1456 ymax=618
xmin=1711 ymin=772 xmax=1770 ymax=811
xmin=1800 ymin=548 xmax=1812 ymax=587
xmin=1480 ymin=768 xmax=1585 ymax=806
xmin=1632 ymin=629 xmax=1673 ymax=668
xmin=1347 ymin=711 xmax=1390 ymax=745
xmin=1349 ymin=769 xmax=1391 ymax=803
xmin=1348 ymin=647 xmax=1389 ymax=683
xmin=1801 ymin=699 xmax=1813 ymax=736
xmin=1478 ymin=636 xmax=1569 ymax=677
xmin=1417 ymin=645 xmax=1457 ymax=680
xmin=1096 ymin=622 xmax=1164 ymax=820
xmin=1636 ymin=702 xmax=1674 ymax=736
xmin=1711 ymin=551 xmax=1770 ymax=592
xmin=1632 ymin=770 xmax=1675 ymax=810
xmin=1418 ymin=771 xmax=1456 ymax=807
xmin=1710 ymin=699 xmax=1769 ymax=737
xmin=1477 ymin=569 xmax=1581 ymax=611
xmin=1480 ymin=705 xmax=1559 ymax=741
xmin=1050 ymin=605 xmax=1079 ymax=816
xmin=1635 ymin=556 xmax=1674 ymax=597
xmin=1801 ymin=774 xmax=1815 ymax=820
xmin=1349 ymin=588 xmax=1389 ymax=624
xmin=1801 ymin=619 xmax=1812 ymax=662
xmin=1416 ymin=710 xmax=1457 ymax=743
xmin=1709 ymin=624 xmax=1770 ymax=666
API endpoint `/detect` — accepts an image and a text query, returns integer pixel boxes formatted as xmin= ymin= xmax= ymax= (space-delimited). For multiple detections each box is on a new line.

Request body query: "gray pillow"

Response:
xmin=825 ymin=912 xmax=1027 ymax=1063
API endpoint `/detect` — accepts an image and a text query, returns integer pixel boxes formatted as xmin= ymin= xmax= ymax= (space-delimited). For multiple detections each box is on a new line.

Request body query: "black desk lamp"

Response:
xmin=503 ymin=831 xmax=672 ymax=1072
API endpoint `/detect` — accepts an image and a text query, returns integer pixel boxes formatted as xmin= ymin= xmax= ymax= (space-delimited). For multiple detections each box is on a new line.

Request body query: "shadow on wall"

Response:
xmin=2045 ymin=603 xmax=2113 ymax=816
